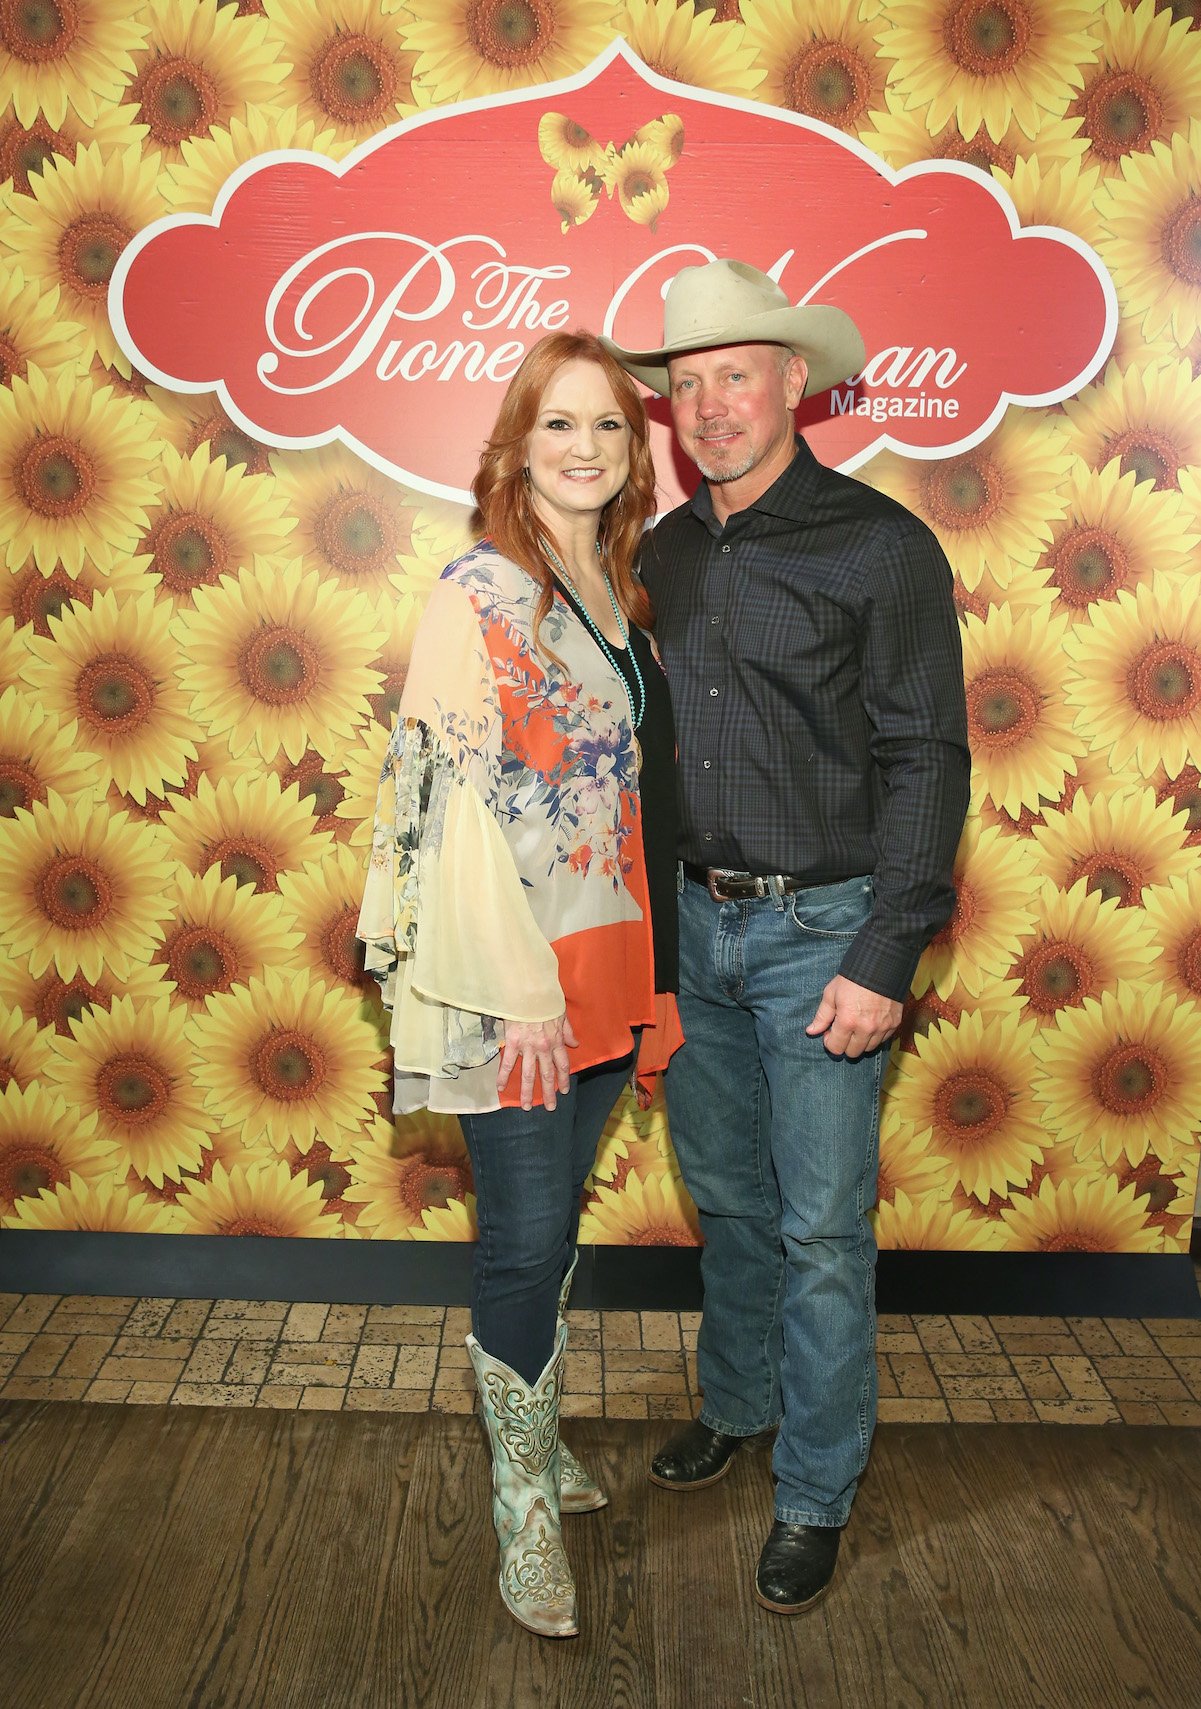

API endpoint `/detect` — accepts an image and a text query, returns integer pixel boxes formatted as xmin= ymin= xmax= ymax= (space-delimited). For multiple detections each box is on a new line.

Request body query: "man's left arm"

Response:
xmin=809 ymin=522 xmax=970 ymax=1056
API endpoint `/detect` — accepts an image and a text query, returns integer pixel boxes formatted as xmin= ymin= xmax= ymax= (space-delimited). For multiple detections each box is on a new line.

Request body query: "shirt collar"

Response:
xmin=687 ymin=435 xmax=822 ymax=533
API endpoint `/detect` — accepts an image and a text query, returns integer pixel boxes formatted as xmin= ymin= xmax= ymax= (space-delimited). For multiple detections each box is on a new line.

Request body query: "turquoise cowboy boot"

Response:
xmin=468 ymin=1324 xmax=578 ymax=1639
xmin=556 ymin=1255 xmax=608 ymax=1514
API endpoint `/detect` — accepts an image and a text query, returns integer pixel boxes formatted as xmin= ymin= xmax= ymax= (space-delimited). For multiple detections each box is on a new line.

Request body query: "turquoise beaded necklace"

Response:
xmin=542 ymin=538 xmax=647 ymax=769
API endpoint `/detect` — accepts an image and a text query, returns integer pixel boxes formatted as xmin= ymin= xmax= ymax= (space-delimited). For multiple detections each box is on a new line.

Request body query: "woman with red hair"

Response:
xmin=358 ymin=332 xmax=680 ymax=1639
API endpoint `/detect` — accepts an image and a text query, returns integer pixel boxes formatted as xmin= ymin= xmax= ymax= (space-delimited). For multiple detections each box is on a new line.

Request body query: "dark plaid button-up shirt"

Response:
xmin=640 ymin=437 xmax=971 ymax=1003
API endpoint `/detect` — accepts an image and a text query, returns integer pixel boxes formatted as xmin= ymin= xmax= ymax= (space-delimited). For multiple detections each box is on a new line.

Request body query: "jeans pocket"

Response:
xmin=788 ymin=876 xmax=873 ymax=939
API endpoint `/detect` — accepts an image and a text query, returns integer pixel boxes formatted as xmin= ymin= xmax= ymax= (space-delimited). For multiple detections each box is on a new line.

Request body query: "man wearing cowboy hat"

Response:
xmin=602 ymin=261 xmax=969 ymax=1613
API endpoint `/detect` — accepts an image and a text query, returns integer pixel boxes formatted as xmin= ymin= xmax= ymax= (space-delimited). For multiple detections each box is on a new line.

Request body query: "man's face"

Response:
xmin=667 ymin=343 xmax=807 ymax=485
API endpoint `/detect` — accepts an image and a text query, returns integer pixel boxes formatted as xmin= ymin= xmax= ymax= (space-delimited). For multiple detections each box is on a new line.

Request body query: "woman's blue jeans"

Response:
xmin=665 ymin=870 xmax=884 ymax=1529
xmin=460 ymin=1052 xmax=633 ymax=1385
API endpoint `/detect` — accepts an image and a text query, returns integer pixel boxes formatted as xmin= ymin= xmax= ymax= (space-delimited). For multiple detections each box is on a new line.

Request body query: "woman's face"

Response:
xmin=524 ymin=359 xmax=632 ymax=535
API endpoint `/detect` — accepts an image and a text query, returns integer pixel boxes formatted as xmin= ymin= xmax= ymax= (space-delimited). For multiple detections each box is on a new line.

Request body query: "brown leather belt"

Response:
xmin=682 ymin=861 xmax=808 ymax=902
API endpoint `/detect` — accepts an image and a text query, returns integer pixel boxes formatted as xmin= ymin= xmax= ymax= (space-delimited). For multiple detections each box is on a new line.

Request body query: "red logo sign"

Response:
xmin=111 ymin=41 xmax=1115 ymax=511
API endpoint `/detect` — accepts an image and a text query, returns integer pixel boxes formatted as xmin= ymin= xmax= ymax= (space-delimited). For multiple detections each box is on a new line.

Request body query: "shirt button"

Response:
xmin=709 ymin=687 xmax=719 ymax=696
xmin=721 ymin=545 xmax=731 ymax=553
xmin=709 ymin=616 xmax=719 ymax=626
xmin=704 ymin=832 xmax=713 ymax=842
xmin=702 ymin=760 xmax=712 ymax=769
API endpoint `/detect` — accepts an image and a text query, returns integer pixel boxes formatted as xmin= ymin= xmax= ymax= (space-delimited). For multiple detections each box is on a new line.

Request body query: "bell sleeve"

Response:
xmin=357 ymin=577 xmax=564 ymax=1095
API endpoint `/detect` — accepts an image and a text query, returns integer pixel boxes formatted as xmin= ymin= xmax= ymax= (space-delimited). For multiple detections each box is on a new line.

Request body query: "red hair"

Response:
xmin=471 ymin=331 xmax=657 ymax=641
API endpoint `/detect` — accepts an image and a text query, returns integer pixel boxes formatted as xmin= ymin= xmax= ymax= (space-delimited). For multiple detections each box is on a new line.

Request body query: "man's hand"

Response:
xmin=496 ymin=1014 xmax=579 ymax=1111
xmin=806 ymin=976 xmax=901 ymax=1059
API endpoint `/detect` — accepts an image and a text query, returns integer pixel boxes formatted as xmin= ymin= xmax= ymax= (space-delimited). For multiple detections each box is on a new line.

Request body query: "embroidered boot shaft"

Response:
xmin=556 ymin=1255 xmax=608 ymax=1515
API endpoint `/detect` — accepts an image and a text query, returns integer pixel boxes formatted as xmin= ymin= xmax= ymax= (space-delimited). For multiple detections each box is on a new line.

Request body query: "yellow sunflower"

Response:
xmin=1064 ymin=575 xmax=1201 ymax=781
xmin=602 ymin=140 xmax=670 ymax=226
xmin=186 ymin=968 xmax=385 ymax=1152
xmin=912 ymin=815 xmax=1039 ymax=998
xmin=281 ymin=1133 xmax=357 ymax=1224
xmin=172 ymin=561 xmax=384 ymax=766
xmin=993 ymin=155 xmax=1103 ymax=247
xmin=1098 ymin=116 xmax=1201 ymax=345
xmin=1115 ymin=1143 xmax=1196 ymax=1248
xmin=619 ymin=0 xmax=764 ymax=98
xmin=0 ymin=268 xmax=87 ymax=386
xmin=0 ymin=683 xmax=96 ymax=817
xmin=276 ymin=843 xmax=373 ymax=991
xmin=1033 ymin=981 xmax=1201 ymax=1167
xmin=579 ymin=1167 xmax=701 ymax=1246
xmin=1 ymin=142 xmax=165 ymax=374
xmin=265 ymin=0 xmax=420 ymax=157
xmin=742 ymin=0 xmax=886 ymax=133
xmin=145 ymin=384 xmax=274 ymax=476
xmin=399 ymin=0 xmax=617 ymax=106
xmin=549 ymin=167 xmax=601 ymax=233
xmin=412 ymin=1193 xmax=478 ymax=1240
xmin=1141 ymin=870 xmax=1201 ymax=1009
xmin=1039 ymin=459 xmax=1196 ymax=629
xmin=538 ymin=110 xmax=609 ymax=177
xmin=0 ymin=101 xmax=147 ymax=199
xmin=858 ymin=96 xmax=1087 ymax=173
xmin=173 ymin=1157 xmax=340 ymax=1236
xmin=0 ymin=549 xmax=154 ymax=636
xmin=138 ymin=443 xmax=296 ymax=609
xmin=20 ymin=589 xmax=196 ymax=805
xmin=1061 ymin=358 xmax=1201 ymax=490
xmin=0 ymin=613 xmax=21 ymax=692
xmin=162 ymin=105 xmax=339 ymax=217
xmin=108 ymin=730 xmax=256 ymax=829
xmin=999 ymin=1174 xmax=1161 ymax=1252
xmin=0 ymin=0 xmax=148 ymax=129
xmin=268 ymin=746 xmax=354 ymax=844
xmin=151 ymin=865 xmax=303 ymax=1016
xmin=863 ymin=411 xmax=1072 ymax=590
xmin=334 ymin=717 xmax=390 ymax=846
xmin=873 ymin=1188 xmax=999 ymax=1251
xmin=159 ymin=771 xmax=335 ymax=893
xmin=876 ymin=1105 xmax=955 ymax=1204
xmin=1069 ymin=0 xmax=1201 ymax=181
xmin=875 ymin=0 xmax=1099 ymax=145
xmin=1146 ymin=760 xmax=1201 ymax=850
xmin=44 ymin=993 xmax=215 ymax=1186
xmin=1031 ymin=784 xmax=1193 ymax=909
xmin=5 ymin=1176 xmax=183 ymax=1233
xmin=886 ymin=1010 xmax=1046 ymax=1203
xmin=0 ymin=1078 xmax=113 ymax=1218
xmin=953 ymin=560 xmax=1057 ymax=625
xmin=344 ymin=1111 xmax=472 ymax=1238
xmin=269 ymin=444 xmax=424 ymax=595
xmin=118 ymin=0 xmax=288 ymax=160
xmin=961 ymin=605 xmax=1079 ymax=818
xmin=0 ymin=367 xmax=160 ymax=576
xmin=0 ymin=957 xmax=168 ymax=1037
xmin=0 ymin=794 xmax=174 ymax=983
xmin=896 ymin=974 xmax=1026 ymax=1057
xmin=1008 ymin=876 xmax=1159 ymax=1030
xmin=0 ymin=998 xmax=52 ymax=1093
xmin=589 ymin=1082 xmax=677 ymax=1190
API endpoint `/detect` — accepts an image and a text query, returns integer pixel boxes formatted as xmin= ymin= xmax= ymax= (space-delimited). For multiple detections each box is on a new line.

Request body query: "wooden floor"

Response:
xmin=2 ymin=1404 xmax=1199 ymax=1709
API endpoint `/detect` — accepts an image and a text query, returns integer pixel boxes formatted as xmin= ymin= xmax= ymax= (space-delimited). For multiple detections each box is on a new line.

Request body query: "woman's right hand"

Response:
xmin=496 ymin=1014 xmax=579 ymax=1111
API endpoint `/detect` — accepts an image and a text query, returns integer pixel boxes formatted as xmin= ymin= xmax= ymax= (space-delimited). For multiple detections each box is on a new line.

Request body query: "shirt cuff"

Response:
xmin=837 ymin=926 xmax=921 ymax=1005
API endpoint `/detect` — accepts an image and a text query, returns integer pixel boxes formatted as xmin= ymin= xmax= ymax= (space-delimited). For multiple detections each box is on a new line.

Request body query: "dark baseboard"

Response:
xmin=1 ymin=1232 xmax=1198 ymax=1319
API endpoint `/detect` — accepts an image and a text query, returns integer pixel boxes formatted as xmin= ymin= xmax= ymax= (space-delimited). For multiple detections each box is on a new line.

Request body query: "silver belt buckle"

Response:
xmin=706 ymin=869 xmax=728 ymax=901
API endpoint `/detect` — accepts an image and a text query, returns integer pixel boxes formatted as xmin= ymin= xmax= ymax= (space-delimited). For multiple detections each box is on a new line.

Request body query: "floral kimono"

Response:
xmin=358 ymin=543 xmax=682 ymax=1114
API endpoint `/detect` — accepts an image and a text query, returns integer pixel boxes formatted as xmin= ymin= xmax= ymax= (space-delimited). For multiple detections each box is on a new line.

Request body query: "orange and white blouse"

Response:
xmin=358 ymin=542 xmax=682 ymax=1115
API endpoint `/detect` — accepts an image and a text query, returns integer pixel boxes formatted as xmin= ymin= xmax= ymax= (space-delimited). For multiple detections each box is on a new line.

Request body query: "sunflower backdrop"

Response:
xmin=0 ymin=0 xmax=1198 ymax=1262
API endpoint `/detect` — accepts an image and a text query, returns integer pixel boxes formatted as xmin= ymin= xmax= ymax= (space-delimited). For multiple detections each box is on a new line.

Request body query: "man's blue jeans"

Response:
xmin=665 ymin=870 xmax=884 ymax=1529
xmin=460 ymin=1052 xmax=632 ymax=1385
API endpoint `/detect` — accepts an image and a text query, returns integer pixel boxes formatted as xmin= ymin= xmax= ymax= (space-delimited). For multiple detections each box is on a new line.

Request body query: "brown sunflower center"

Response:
xmin=0 ymin=114 xmax=71 ymax=192
xmin=313 ymin=488 xmax=405 ymax=576
xmin=58 ymin=211 xmax=131 ymax=300
xmin=899 ymin=990 xmax=962 ymax=1053
xmin=309 ymin=31 xmax=401 ymax=124
xmin=398 ymin=1156 xmax=471 ymax=1215
xmin=204 ymin=834 xmax=279 ymax=892
xmin=35 ymin=852 xmax=113 ymax=928
xmin=183 ymin=412 xmax=271 ymax=475
xmin=621 ymin=168 xmax=658 ymax=200
xmin=0 ymin=329 xmax=25 ymax=386
xmin=784 ymin=42 xmax=872 ymax=126
xmin=143 ymin=508 xmax=229 ymax=595
xmin=279 ymin=751 xmax=346 ymax=821
xmin=0 ymin=757 xmax=41 ymax=817
xmin=943 ymin=0 xmax=1030 ymax=74
xmin=1066 ymin=850 xmax=1144 ymax=908
xmin=158 ymin=923 xmax=240 ymax=1001
xmin=238 ymin=625 xmax=321 ymax=706
xmin=76 ymin=652 xmax=156 ymax=733
xmin=630 ymin=1221 xmax=693 ymax=1247
xmin=1046 ymin=524 xmax=1127 ymax=607
xmin=1103 ymin=426 xmax=1180 ymax=490
xmin=1016 ymin=939 xmax=1093 ymax=1014
xmin=1076 ymin=70 xmax=1163 ymax=162
xmin=464 ymin=0 xmax=551 ymax=68
xmin=222 ymin=1215 xmax=284 ymax=1237
xmin=33 ymin=970 xmax=101 ymax=1033
xmin=1041 ymin=1228 xmax=1111 ymax=1255
xmin=250 ymin=1026 xmax=326 ymax=1102
xmin=1155 ymin=763 xmax=1201 ymax=840
xmin=933 ymin=1068 xmax=1011 ymax=1142
xmin=97 ymin=1051 xmax=171 ymax=1126
xmin=1161 ymin=195 xmax=1201 ymax=289
xmin=966 ymin=665 xmax=1040 ymax=748
xmin=0 ymin=1142 xmax=67 ymax=1208
xmin=1126 ymin=639 xmax=1201 ymax=721
xmin=131 ymin=53 xmax=222 ymax=147
xmin=938 ymin=128 xmax=1015 ymax=172
xmin=920 ymin=453 xmax=1002 ymax=530
xmin=1176 ymin=928 xmax=1201 ymax=997
xmin=15 ymin=432 xmax=97 ymax=519
xmin=319 ymin=905 xmax=364 ymax=984
xmin=1093 ymin=1041 xmax=1164 ymax=1115
xmin=0 ymin=0 xmax=78 ymax=62
xmin=7 ymin=562 xmax=84 ymax=633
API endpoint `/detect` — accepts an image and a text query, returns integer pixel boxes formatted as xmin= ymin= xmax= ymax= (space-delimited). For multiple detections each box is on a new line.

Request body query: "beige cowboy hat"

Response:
xmin=601 ymin=259 xmax=865 ymax=398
